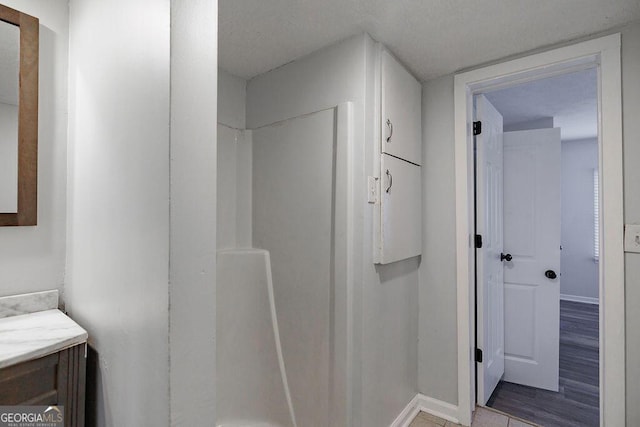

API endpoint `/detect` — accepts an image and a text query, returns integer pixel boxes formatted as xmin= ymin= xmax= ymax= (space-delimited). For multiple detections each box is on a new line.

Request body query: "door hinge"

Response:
xmin=475 ymin=348 xmax=483 ymax=363
xmin=473 ymin=121 xmax=482 ymax=135
xmin=475 ymin=234 xmax=483 ymax=249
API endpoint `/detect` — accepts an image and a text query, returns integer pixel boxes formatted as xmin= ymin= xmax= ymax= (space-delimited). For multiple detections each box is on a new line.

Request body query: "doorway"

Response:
xmin=474 ymin=67 xmax=600 ymax=426
xmin=453 ymin=34 xmax=625 ymax=427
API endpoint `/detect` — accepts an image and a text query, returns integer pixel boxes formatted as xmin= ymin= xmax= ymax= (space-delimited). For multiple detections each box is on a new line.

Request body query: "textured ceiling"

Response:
xmin=485 ymin=68 xmax=597 ymax=141
xmin=219 ymin=0 xmax=640 ymax=81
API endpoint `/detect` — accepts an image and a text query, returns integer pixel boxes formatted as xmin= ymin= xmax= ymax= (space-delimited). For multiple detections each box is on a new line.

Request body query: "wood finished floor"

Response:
xmin=487 ymin=300 xmax=599 ymax=427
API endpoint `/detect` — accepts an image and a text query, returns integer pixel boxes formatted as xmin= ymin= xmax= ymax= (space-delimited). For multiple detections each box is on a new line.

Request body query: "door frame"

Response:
xmin=453 ymin=34 xmax=624 ymax=426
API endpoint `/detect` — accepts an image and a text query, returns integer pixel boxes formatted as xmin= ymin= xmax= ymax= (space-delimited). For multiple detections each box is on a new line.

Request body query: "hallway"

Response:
xmin=487 ymin=300 xmax=599 ymax=426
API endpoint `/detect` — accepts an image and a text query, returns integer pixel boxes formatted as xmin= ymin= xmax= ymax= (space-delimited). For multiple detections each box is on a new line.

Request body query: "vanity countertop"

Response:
xmin=0 ymin=308 xmax=88 ymax=370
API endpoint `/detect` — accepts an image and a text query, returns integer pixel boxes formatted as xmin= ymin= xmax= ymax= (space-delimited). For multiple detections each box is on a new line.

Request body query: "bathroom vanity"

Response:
xmin=0 ymin=291 xmax=87 ymax=427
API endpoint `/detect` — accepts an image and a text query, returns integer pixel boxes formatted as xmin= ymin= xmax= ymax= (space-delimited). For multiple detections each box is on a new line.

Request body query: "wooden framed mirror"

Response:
xmin=0 ymin=4 xmax=38 ymax=226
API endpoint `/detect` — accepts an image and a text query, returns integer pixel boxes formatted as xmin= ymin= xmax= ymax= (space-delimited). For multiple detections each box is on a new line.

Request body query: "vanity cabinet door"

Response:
xmin=381 ymin=50 xmax=422 ymax=165
xmin=0 ymin=344 xmax=86 ymax=427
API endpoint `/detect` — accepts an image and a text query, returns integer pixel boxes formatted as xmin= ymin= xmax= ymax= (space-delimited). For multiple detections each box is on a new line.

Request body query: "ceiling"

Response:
xmin=485 ymin=68 xmax=598 ymax=141
xmin=219 ymin=0 xmax=640 ymax=82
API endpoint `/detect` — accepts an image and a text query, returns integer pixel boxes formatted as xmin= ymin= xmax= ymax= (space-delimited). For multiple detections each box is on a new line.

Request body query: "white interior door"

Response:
xmin=475 ymin=94 xmax=505 ymax=405
xmin=503 ymin=128 xmax=561 ymax=391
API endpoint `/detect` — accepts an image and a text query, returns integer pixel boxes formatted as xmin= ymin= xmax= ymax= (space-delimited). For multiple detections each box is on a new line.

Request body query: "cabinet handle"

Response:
xmin=386 ymin=169 xmax=393 ymax=193
xmin=386 ymin=119 xmax=393 ymax=142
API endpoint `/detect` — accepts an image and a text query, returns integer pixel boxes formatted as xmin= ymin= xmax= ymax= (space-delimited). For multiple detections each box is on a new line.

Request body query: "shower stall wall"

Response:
xmin=217 ymin=248 xmax=296 ymax=427
xmin=216 ymin=104 xmax=353 ymax=427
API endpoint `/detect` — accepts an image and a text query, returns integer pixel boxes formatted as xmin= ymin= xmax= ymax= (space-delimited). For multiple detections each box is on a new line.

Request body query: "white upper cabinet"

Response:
xmin=373 ymin=46 xmax=422 ymax=264
xmin=381 ymin=50 xmax=422 ymax=165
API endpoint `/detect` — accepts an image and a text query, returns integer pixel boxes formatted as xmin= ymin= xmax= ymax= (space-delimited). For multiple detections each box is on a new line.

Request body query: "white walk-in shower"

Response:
xmin=217 ymin=248 xmax=296 ymax=427
xmin=216 ymin=105 xmax=352 ymax=427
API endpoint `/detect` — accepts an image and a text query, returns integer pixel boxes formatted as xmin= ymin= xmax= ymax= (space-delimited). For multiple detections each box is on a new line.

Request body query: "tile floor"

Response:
xmin=409 ymin=406 xmax=539 ymax=427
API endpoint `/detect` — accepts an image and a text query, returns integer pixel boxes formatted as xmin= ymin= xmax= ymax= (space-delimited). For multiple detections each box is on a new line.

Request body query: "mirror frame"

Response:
xmin=0 ymin=4 xmax=38 ymax=226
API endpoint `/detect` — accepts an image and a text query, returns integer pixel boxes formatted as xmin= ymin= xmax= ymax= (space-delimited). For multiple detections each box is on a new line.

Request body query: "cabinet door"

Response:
xmin=379 ymin=154 xmax=422 ymax=264
xmin=381 ymin=50 xmax=422 ymax=165
xmin=0 ymin=344 xmax=86 ymax=427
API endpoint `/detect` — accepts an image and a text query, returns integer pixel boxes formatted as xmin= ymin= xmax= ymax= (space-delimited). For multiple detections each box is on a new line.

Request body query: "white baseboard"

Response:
xmin=560 ymin=293 xmax=599 ymax=305
xmin=390 ymin=394 xmax=422 ymax=427
xmin=390 ymin=394 xmax=460 ymax=427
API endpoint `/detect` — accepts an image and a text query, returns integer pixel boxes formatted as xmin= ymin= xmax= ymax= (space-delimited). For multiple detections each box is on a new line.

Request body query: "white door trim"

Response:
xmin=453 ymin=34 xmax=624 ymax=427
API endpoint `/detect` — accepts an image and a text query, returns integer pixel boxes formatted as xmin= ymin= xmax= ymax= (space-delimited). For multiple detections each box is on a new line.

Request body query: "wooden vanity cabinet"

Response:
xmin=0 ymin=344 xmax=86 ymax=427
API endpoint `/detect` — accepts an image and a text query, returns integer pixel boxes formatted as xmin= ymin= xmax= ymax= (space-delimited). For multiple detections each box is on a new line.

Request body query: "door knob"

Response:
xmin=500 ymin=253 xmax=512 ymax=262
xmin=545 ymin=270 xmax=557 ymax=279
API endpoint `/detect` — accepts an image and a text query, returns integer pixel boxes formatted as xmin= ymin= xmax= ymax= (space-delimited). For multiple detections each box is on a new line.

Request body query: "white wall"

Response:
xmin=67 ymin=2 xmax=218 ymax=425
xmin=504 ymin=116 xmax=554 ymax=132
xmin=0 ymin=0 xmax=68 ymax=304
xmin=417 ymin=26 xmax=640 ymax=425
xmin=218 ymin=69 xmax=246 ymax=129
xmin=621 ymin=23 xmax=640 ymax=427
xmin=169 ymin=1 xmax=218 ymax=425
xmin=66 ymin=1 xmax=171 ymax=425
xmin=560 ymin=138 xmax=598 ymax=301
xmin=247 ymin=35 xmax=366 ymax=129
xmin=246 ymin=33 xmax=419 ymax=427
xmin=0 ymin=102 xmax=18 ymax=212
xmin=418 ymin=75 xmax=458 ymax=404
